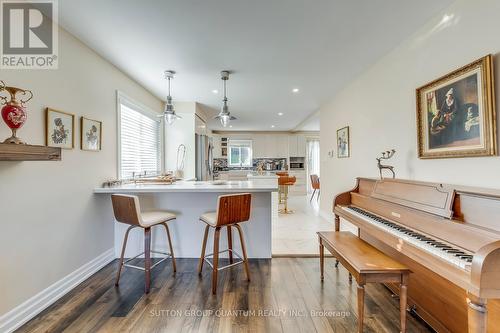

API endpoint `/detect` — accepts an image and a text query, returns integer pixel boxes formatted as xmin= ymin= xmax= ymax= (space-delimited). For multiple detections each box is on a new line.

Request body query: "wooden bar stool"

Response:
xmin=198 ymin=193 xmax=252 ymax=294
xmin=111 ymin=194 xmax=177 ymax=294
xmin=310 ymin=174 xmax=320 ymax=202
xmin=278 ymin=176 xmax=296 ymax=214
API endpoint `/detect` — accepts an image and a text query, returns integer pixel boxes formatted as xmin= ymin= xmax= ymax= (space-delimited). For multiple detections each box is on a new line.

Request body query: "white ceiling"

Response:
xmin=58 ymin=0 xmax=452 ymax=131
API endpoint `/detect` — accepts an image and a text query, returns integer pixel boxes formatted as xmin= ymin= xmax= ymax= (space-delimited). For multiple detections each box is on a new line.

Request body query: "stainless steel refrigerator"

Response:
xmin=195 ymin=134 xmax=214 ymax=181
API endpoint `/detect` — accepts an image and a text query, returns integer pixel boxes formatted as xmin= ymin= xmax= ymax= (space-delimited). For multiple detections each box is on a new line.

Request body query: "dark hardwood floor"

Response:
xmin=16 ymin=258 xmax=432 ymax=333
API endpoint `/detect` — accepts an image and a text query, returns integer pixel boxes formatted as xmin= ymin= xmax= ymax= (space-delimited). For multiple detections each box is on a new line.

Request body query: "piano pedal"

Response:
xmin=408 ymin=305 xmax=417 ymax=314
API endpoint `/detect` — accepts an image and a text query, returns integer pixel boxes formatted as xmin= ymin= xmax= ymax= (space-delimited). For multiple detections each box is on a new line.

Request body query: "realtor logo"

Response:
xmin=1 ymin=0 xmax=58 ymax=69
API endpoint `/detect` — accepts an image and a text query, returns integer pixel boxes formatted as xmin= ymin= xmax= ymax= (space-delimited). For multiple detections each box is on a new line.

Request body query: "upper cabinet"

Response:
xmin=252 ymin=136 xmax=265 ymax=158
xmin=288 ymin=134 xmax=306 ymax=157
xmin=211 ymin=133 xmax=308 ymax=159
xmin=254 ymin=134 xmax=288 ymax=158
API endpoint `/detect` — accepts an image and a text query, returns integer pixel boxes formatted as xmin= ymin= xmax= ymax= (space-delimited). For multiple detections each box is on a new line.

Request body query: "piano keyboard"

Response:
xmin=341 ymin=206 xmax=473 ymax=270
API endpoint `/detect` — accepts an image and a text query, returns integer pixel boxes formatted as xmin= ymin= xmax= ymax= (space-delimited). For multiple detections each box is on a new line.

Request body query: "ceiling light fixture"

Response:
xmin=212 ymin=89 xmax=218 ymax=94
xmin=214 ymin=70 xmax=236 ymax=127
xmin=271 ymin=125 xmax=275 ymax=128
xmin=292 ymin=88 xmax=299 ymax=93
xmin=161 ymin=70 xmax=181 ymax=125
xmin=278 ymin=112 xmax=284 ymax=116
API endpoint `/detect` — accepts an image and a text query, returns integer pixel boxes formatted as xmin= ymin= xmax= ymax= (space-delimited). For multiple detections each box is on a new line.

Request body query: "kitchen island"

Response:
xmin=94 ymin=180 xmax=278 ymax=258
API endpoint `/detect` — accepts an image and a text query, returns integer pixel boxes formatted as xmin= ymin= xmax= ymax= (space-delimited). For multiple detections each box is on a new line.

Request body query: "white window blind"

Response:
xmin=119 ymin=103 xmax=161 ymax=179
xmin=228 ymin=139 xmax=253 ymax=167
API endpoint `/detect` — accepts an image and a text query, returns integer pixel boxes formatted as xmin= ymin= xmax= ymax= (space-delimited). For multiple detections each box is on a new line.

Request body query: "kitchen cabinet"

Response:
xmin=288 ymin=169 xmax=307 ymax=195
xmin=288 ymin=134 xmax=306 ymax=157
xmin=297 ymin=135 xmax=306 ymax=157
xmin=273 ymin=135 xmax=289 ymax=158
xmin=252 ymin=134 xmax=288 ymax=158
xmin=252 ymin=136 xmax=266 ymax=158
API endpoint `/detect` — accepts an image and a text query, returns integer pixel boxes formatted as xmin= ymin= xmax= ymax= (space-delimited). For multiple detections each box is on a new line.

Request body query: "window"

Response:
xmin=228 ymin=140 xmax=253 ymax=167
xmin=118 ymin=93 xmax=161 ymax=179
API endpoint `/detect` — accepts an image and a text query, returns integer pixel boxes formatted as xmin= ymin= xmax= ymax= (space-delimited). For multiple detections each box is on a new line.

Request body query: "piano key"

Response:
xmin=342 ymin=206 xmax=473 ymax=270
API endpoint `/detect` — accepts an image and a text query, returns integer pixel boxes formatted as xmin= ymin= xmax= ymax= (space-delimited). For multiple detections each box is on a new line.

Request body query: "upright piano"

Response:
xmin=333 ymin=178 xmax=500 ymax=333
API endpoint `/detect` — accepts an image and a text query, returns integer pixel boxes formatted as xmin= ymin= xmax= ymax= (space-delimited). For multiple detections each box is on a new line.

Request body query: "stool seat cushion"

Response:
xmin=140 ymin=211 xmax=176 ymax=227
xmin=200 ymin=211 xmax=217 ymax=226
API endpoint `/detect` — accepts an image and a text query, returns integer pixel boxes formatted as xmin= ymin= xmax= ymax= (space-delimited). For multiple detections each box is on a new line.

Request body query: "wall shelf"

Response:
xmin=0 ymin=143 xmax=61 ymax=161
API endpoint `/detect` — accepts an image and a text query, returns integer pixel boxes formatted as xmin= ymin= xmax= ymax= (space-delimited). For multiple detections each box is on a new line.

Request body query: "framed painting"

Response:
xmin=81 ymin=117 xmax=102 ymax=151
xmin=416 ymin=55 xmax=496 ymax=159
xmin=337 ymin=126 xmax=350 ymax=158
xmin=46 ymin=108 xmax=75 ymax=149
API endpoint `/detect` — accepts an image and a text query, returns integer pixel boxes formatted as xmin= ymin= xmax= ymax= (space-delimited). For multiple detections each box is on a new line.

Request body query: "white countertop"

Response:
xmin=94 ymin=180 xmax=278 ymax=193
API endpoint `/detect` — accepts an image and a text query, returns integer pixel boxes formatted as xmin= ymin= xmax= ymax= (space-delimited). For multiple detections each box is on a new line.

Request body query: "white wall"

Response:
xmin=319 ymin=0 xmax=500 ymax=216
xmin=0 ymin=28 xmax=162 ymax=315
xmin=164 ymin=102 xmax=197 ymax=179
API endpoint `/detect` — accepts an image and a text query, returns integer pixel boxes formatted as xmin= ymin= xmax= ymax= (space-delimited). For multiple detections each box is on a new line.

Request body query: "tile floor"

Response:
xmin=272 ymin=194 xmax=334 ymax=256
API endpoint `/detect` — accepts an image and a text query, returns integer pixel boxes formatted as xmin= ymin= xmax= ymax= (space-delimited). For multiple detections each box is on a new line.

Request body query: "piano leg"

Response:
xmin=400 ymin=274 xmax=408 ymax=333
xmin=334 ymin=214 xmax=340 ymax=270
xmin=319 ymin=241 xmax=324 ymax=281
xmin=357 ymin=283 xmax=365 ymax=333
xmin=467 ymin=292 xmax=487 ymax=333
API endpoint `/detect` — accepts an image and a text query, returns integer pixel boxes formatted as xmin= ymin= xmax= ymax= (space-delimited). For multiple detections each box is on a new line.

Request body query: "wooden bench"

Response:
xmin=318 ymin=231 xmax=411 ymax=333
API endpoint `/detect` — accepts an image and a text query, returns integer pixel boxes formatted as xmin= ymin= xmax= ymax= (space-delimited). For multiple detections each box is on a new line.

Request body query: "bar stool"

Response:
xmin=198 ymin=193 xmax=252 ymax=294
xmin=276 ymin=172 xmax=288 ymax=204
xmin=278 ymin=176 xmax=296 ymax=214
xmin=111 ymin=194 xmax=177 ymax=294
xmin=310 ymin=174 xmax=320 ymax=202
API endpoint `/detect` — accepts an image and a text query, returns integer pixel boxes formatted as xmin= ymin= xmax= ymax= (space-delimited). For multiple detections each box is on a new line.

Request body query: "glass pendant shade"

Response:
xmin=165 ymin=112 xmax=177 ymax=125
xmin=220 ymin=114 xmax=230 ymax=127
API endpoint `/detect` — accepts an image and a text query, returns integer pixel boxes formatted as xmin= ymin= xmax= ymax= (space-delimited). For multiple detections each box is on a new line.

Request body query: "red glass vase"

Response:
xmin=0 ymin=85 xmax=32 ymax=144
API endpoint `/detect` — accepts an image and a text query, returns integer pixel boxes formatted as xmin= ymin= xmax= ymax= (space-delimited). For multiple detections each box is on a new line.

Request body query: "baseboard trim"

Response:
xmin=0 ymin=248 xmax=115 ymax=333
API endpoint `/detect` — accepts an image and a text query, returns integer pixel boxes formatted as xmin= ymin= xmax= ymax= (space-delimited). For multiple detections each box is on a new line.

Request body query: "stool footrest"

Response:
xmin=204 ymin=249 xmax=245 ymax=271
xmin=123 ymin=250 xmax=173 ymax=271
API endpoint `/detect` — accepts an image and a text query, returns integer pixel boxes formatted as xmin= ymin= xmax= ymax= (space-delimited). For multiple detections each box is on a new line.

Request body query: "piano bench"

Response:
xmin=317 ymin=231 xmax=411 ymax=333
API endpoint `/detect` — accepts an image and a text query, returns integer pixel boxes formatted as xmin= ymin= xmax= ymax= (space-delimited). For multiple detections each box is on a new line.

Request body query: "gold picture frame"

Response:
xmin=46 ymin=108 xmax=75 ymax=149
xmin=337 ymin=126 xmax=350 ymax=158
xmin=416 ymin=55 xmax=496 ymax=159
xmin=80 ymin=117 xmax=102 ymax=151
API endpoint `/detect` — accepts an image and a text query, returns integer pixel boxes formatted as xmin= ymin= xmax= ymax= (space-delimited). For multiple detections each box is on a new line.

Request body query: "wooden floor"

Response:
xmin=17 ymin=258 xmax=432 ymax=333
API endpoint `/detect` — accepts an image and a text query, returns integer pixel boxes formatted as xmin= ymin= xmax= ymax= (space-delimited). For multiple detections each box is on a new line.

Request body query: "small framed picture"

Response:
xmin=337 ymin=126 xmax=350 ymax=158
xmin=80 ymin=117 xmax=102 ymax=151
xmin=46 ymin=108 xmax=75 ymax=149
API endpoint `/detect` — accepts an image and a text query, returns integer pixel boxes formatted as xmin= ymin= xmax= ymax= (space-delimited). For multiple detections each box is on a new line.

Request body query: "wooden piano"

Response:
xmin=333 ymin=178 xmax=500 ymax=333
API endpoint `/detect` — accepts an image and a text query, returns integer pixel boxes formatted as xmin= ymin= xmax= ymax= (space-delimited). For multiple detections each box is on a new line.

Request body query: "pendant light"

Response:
xmin=162 ymin=70 xmax=181 ymax=125
xmin=215 ymin=70 xmax=236 ymax=127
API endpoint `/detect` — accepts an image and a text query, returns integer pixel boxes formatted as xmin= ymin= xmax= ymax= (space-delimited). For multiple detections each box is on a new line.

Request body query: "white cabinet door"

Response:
xmin=276 ymin=135 xmax=288 ymax=158
xmin=296 ymin=134 xmax=306 ymax=157
xmin=252 ymin=136 xmax=265 ymax=158
xmin=264 ymin=134 xmax=280 ymax=158
xmin=288 ymin=170 xmax=307 ymax=195
xmin=288 ymin=135 xmax=297 ymax=157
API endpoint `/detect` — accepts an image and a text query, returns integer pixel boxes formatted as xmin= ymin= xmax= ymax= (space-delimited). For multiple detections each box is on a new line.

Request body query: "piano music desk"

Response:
xmin=318 ymin=231 xmax=411 ymax=333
